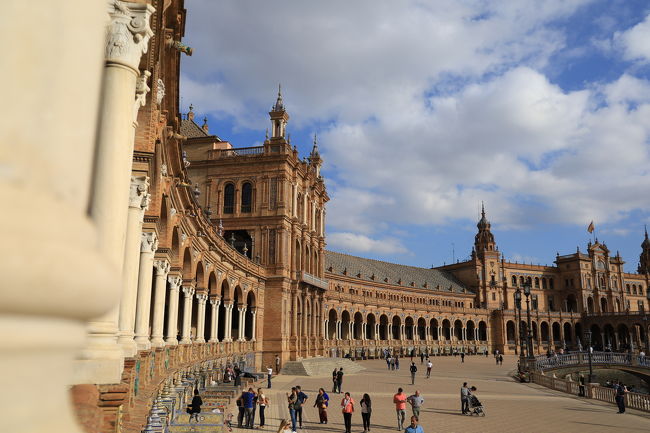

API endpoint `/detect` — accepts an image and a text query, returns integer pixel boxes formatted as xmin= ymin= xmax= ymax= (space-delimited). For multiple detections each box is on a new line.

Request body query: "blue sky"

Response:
xmin=180 ymin=0 xmax=650 ymax=270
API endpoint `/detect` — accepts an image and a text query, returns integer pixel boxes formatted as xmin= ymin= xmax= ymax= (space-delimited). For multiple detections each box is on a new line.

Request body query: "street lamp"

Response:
xmin=514 ymin=288 xmax=526 ymax=370
xmin=522 ymin=279 xmax=535 ymax=362
xmin=585 ymin=329 xmax=594 ymax=383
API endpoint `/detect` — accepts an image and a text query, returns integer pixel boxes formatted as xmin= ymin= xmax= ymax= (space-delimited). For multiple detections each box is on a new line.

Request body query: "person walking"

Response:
xmin=336 ymin=368 xmax=344 ymax=393
xmin=460 ymin=382 xmax=470 ymax=415
xmin=295 ymin=386 xmax=308 ymax=428
xmin=267 ymin=365 xmax=273 ymax=388
xmin=275 ymin=354 xmax=281 ymax=374
xmin=460 ymin=352 xmax=465 ymax=363
xmin=409 ymin=362 xmax=417 ymax=385
xmin=395 ymin=356 xmax=400 ymax=370
xmin=393 ymin=387 xmax=407 ymax=431
xmin=360 ymin=393 xmax=372 ymax=433
xmin=287 ymin=387 xmax=299 ymax=433
xmin=188 ymin=389 xmax=203 ymax=423
xmin=258 ymin=388 xmax=268 ymax=428
xmin=404 ymin=416 xmax=423 ymax=433
xmin=314 ymin=388 xmax=330 ymax=424
xmin=498 ymin=354 xmax=504 ymax=365
xmin=420 ymin=353 xmax=425 ymax=364
xmin=407 ymin=391 xmax=424 ymax=418
xmin=341 ymin=392 xmax=355 ymax=433
xmin=614 ymin=381 xmax=628 ymax=413
xmin=386 ymin=356 xmax=391 ymax=370
xmin=426 ymin=359 xmax=432 ymax=379
xmin=332 ymin=368 xmax=338 ymax=392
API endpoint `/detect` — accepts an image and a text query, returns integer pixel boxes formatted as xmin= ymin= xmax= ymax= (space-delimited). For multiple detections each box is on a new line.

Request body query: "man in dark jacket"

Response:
xmin=410 ymin=362 xmax=418 ymax=385
xmin=188 ymin=389 xmax=203 ymax=423
xmin=336 ymin=368 xmax=344 ymax=393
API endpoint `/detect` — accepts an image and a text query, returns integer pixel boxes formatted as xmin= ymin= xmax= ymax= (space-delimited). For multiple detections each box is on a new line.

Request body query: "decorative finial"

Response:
xmin=265 ymin=128 xmax=269 ymax=140
xmin=242 ymin=242 xmax=248 ymax=256
xmin=481 ymin=201 xmax=485 ymax=217
xmin=314 ymin=133 xmax=317 ymax=146
xmin=188 ymin=104 xmax=195 ymax=121
xmin=230 ymin=232 xmax=236 ymax=247
xmin=201 ymin=116 xmax=209 ymax=133
xmin=218 ymin=219 xmax=223 ymax=236
xmin=273 ymin=83 xmax=284 ymax=111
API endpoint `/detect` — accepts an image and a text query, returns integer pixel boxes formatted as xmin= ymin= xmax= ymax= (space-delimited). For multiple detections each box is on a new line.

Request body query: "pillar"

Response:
xmin=237 ymin=306 xmax=247 ymax=341
xmin=413 ymin=325 xmax=417 ymax=340
xmin=250 ymin=308 xmax=257 ymax=341
xmin=400 ymin=324 xmax=405 ymax=340
xmin=134 ymin=231 xmax=158 ymax=350
xmin=209 ymin=298 xmax=220 ymax=342
xmin=165 ymin=276 xmax=182 ymax=345
xmin=150 ymin=259 xmax=170 ymax=347
xmin=292 ymin=292 xmax=298 ymax=337
xmin=81 ymin=1 xmax=154 ymax=383
xmin=195 ymin=293 xmax=208 ymax=343
xmin=223 ymin=303 xmax=233 ymax=342
xmin=336 ymin=320 xmax=341 ymax=340
xmin=1 ymin=0 xmax=123 ymax=428
xmin=179 ymin=286 xmax=194 ymax=344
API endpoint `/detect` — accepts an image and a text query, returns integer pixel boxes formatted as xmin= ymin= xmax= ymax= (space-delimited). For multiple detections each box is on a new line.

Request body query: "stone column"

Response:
xmin=291 ymin=292 xmax=298 ymax=337
xmin=134 ymin=231 xmax=158 ymax=350
xmin=165 ymin=276 xmax=182 ymax=345
xmin=375 ymin=323 xmax=380 ymax=340
xmin=439 ymin=326 xmax=443 ymax=341
xmin=412 ymin=325 xmax=417 ymax=341
xmin=180 ymin=286 xmax=195 ymax=344
xmin=250 ymin=308 xmax=257 ymax=341
xmin=150 ymin=259 xmax=170 ymax=347
xmin=323 ymin=320 xmax=328 ymax=340
xmin=237 ymin=306 xmax=247 ymax=341
xmin=223 ymin=303 xmax=234 ymax=342
xmin=1 ymin=0 xmax=123 ymax=428
xmin=195 ymin=293 xmax=208 ymax=343
xmin=81 ymin=1 xmax=154 ymax=383
xmin=336 ymin=320 xmax=341 ymax=340
xmin=425 ymin=326 xmax=431 ymax=341
xmin=209 ymin=298 xmax=220 ymax=342
xmin=400 ymin=324 xmax=405 ymax=341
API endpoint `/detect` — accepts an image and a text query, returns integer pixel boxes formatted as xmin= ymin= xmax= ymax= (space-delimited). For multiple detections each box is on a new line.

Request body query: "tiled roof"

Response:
xmin=181 ymin=118 xmax=217 ymax=139
xmin=325 ymin=250 xmax=473 ymax=294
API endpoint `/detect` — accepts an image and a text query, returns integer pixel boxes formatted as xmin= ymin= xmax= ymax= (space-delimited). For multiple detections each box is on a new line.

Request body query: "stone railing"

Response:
xmin=208 ymin=146 xmax=264 ymax=159
xmin=301 ymin=271 xmax=329 ymax=290
xmin=533 ymin=351 xmax=650 ymax=371
xmin=530 ymin=371 xmax=650 ymax=412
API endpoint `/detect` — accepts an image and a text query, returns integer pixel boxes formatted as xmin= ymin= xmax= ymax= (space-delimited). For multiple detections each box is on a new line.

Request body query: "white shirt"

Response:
xmin=267 ymin=367 xmax=273 ymax=375
xmin=427 ymin=361 xmax=432 ymax=368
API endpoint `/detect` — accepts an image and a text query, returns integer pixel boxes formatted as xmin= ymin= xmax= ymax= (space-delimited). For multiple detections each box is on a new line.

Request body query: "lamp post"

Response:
xmin=585 ymin=329 xmax=594 ymax=383
xmin=522 ymin=279 xmax=535 ymax=361
xmin=514 ymin=288 xmax=525 ymax=370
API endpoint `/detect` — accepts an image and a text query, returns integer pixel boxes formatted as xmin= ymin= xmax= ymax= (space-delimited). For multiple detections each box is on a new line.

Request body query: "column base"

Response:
xmin=118 ymin=335 xmax=137 ymax=357
xmin=150 ymin=336 xmax=165 ymax=347
xmin=134 ymin=336 xmax=151 ymax=351
xmin=70 ymin=358 xmax=125 ymax=385
xmin=179 ymin=338 xmax=192 ymax=344
xmin=165 ymin=338 xmax=179 ymax=346
xmin=195 ymin=338 xmax=206 ymax=343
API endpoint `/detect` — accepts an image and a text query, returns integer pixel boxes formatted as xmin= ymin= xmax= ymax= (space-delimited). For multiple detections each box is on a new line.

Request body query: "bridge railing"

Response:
xmin=530 ymin=372 xmax=650 ymax=412
xmin=533 ymin=351 xmax=650 ymax=370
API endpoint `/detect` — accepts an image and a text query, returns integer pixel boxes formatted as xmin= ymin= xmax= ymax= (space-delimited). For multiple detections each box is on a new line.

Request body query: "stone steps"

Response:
xmin=281 ymin=357 xmax=365 ymax=376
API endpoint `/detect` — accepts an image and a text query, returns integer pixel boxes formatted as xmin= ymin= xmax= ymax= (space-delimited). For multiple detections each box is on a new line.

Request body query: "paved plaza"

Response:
xmin=228 ymin=355 xmax=650 ymax=433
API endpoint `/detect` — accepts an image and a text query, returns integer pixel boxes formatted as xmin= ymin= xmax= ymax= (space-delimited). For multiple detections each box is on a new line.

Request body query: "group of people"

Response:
xmin=459 ymin=382 xmax=479 ymax=415
xmin=236 ymin=387 xmax=270 ymax=429
xmin=393 ymin=387 xmax=425 ymax=430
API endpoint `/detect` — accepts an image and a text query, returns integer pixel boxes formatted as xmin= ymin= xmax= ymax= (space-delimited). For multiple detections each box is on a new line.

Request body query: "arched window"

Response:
xmin=241 ymin=182 xmax=252 ymax=213
xmin=534 ymin=277 xmax=539 ymax=288
xmin=223 ymin=183 xmax=235 ymax=214
xmin=549 ymin=279 xmax=554 ymax=290
xmin=511 ymin=275 xmax=517 ymax=286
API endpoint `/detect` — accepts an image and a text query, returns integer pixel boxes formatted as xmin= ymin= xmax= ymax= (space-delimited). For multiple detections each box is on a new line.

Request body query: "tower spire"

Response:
xmin=269 ymin=84 xmax=289 ymax=139
xmin=273 ymin=83 xmax=284 ymax=112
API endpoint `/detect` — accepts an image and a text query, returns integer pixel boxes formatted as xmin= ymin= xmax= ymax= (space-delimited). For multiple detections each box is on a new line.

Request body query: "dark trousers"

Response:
xmin=461 ymin=398 xmax=469 ymax=414
xmin=318 ymin=407 xmax=328 ymax=423
xmin=362 ymin=412 xmax=371 ymax=430
xmin=267 ymin=374 xmax=272 ymax=388
xmin=343 ymin=412 xmax=352 ymax=433
xmin=337 ymin=380 xmax=342 ymax=393
xmin=296 ymin=408 xmax=303 ymax=427
xmin=259 ymin=406 xmax=266 ymax=426
xmin=411 ymin=372 xmax=415 ymax=384
xmin=616 ymin=396 xmax=625 ymax=413
xmin=237 ymin=407 xmax=245 ymax=427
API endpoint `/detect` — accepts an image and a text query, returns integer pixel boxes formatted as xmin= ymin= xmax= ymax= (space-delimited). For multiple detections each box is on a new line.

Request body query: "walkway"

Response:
xmin=219 ymin=355 xmax=650 ymax=433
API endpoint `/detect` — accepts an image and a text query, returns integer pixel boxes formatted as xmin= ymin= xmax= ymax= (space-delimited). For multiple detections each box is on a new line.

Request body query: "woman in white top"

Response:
xmin=258 ymin=388 xmax=269 ymax=427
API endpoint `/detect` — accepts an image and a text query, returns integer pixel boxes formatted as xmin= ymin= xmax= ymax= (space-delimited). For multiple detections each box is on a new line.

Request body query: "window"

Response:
xmin=534 ymin=277 xmax=539 ymax=288
xmin=547 ymin=296 xmax=555 ymax=311
xmin=269 ymin=178 xmax=277 ymax=209
xmin=491 ymin=293 xmax=496 ymax=301
xmin=549 ymin=279 xmax=554 ymax=290
xmin=223 ymin=183 xmax=235 ymax=214
xmin=542 ymin=278 xmax=547 ymax=289
xmin=626 ymin=284 xmax=631 ymax=293
xmin=639 ymin=300 xmax=646 ymax=312
xmin=268 ymin=229 xmax=276 ymax=264
xmin=241 ymin=182 xmax=252 ymax=213
xmin=512 ymin=275 xmax=517 ymax=286
xmin=633 ymin=285 xmax=638 ymax=295
xmin=532 ymin=295 xmax=538 ymax=310
xmin=640 ymin=285 xmax=644 ymax=295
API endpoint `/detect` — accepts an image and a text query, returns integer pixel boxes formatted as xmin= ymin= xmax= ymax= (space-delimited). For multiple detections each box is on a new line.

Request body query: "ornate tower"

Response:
xmin=639 ymin=226 xmax=650 ymax=275
xmin=474 ymin=203 xmax=496 ymax=254
xmin=269 ymin=84 xmax=289 ymax=140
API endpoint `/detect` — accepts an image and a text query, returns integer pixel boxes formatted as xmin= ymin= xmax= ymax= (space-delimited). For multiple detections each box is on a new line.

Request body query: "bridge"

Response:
xmin=528 ymin=351 xmax=650 ymax=413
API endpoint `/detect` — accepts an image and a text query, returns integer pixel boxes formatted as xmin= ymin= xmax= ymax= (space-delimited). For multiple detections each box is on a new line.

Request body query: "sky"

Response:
xmin=180 ymin=0 xmax=650 ymax=270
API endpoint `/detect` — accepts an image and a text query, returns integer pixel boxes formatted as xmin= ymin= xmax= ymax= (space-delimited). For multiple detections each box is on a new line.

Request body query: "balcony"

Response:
xmin=301 ymin=271 xmax=329 ymax=290
xmin=208 ymin=146 xmax=264 ymax=159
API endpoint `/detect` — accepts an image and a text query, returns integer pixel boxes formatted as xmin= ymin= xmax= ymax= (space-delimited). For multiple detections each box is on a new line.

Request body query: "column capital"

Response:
xmin=238 ymin=305 xmax=247 ymax=313
xmin=154 ymin=259 xmax=170 ymax=276
xmin=128 ymin=175 xmax=150 ymax=209
xmin=133 ymin=70 xmax=151 ymax=123
xmin=196 ymin=293 xmax=208 ymax=303
xmin=167 ymin=275 xmax=182 ymax=290
xmin=106 ymin=0 xmax=155 ymax=72
xmin=210 ymin=297 xmax=221 ymax=307
xmin=140 ymin=231 xmax=158 ymax=253
xmin=182 ymin=286 xmax=195 ymax=297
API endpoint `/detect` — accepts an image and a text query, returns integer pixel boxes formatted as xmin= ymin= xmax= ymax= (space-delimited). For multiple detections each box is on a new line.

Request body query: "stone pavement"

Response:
xmin=222 ymin=355 xmax=650 ymax=433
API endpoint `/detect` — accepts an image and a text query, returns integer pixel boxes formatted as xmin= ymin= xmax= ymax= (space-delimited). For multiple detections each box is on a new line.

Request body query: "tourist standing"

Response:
xmin=276 ymin=354 xmax=281 ymax=374
xmin=460 ymin=382 xmax=470 ymax=415
xmin=360 ymin=393 xmax=372 ymax=432
xmin=188 ymin=389 xmax=203 ymax=423
xmin=426 ymin=359 xmax=432 ymax=379
xmin=258 ymin=388 xmax=268 ymax=428
xmin=336 ymin=368 xmax=344 ymax=393
xmin=498 ymin=354 xmax=504 ymax=365
xmin=234 ymin=365 xmax=242 ymax=387
xmin=242 ymin=387 xmax=255 ymax=428
xmin=404 ymin=416 xmax=423 ymax=433
xmin=386 ymin=357 xmax=391 ymax=370
xmin=250 ymin=389 xmax=258 ymax=429
xmin=267 ymin=365 xmax=273 ymax=388
xmin=420 ymin=353 xmax=425 ymax=364
xmin=393 ymin=387 xmax=407 ymax=431
xmin=296 ymin=386 xmax=308 ymax=428
xmin=287 ymin=387 xmax=298 ymax=432
xmin=332 ymin=368 xmax=338 ymax=392
xmin=395 ymin=356 xmax=400 ymax=370
xmin=407 ymin=390 xmax=424 ymax=418
xmin=460 ymin=352 xmax=465 ymax=363
xmin=614 ymin=381 xmax=628 ymax=413
xmin=341 ymin=392 xmax=355 ymax=433
xmin=314 ymin=388 xmax=330 ymax=424
xmin=409 ymin=362 xmax=417 ymax=385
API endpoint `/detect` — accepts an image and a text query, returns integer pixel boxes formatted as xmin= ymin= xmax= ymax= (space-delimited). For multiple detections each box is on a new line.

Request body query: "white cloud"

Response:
xmin=327 ymin=232 xmax=409 ymax=255
xmin=615 ymin=13 xmax=650 ymax=63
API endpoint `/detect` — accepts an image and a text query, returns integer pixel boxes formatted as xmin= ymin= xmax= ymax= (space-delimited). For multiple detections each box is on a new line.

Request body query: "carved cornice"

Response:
xmin=105 ymin=1 xmax=155 ymax=72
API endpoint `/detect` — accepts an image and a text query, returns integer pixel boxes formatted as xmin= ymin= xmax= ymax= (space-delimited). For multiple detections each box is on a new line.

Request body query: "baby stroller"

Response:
xmin=467 ymin=394 xmax=486 ymax=416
